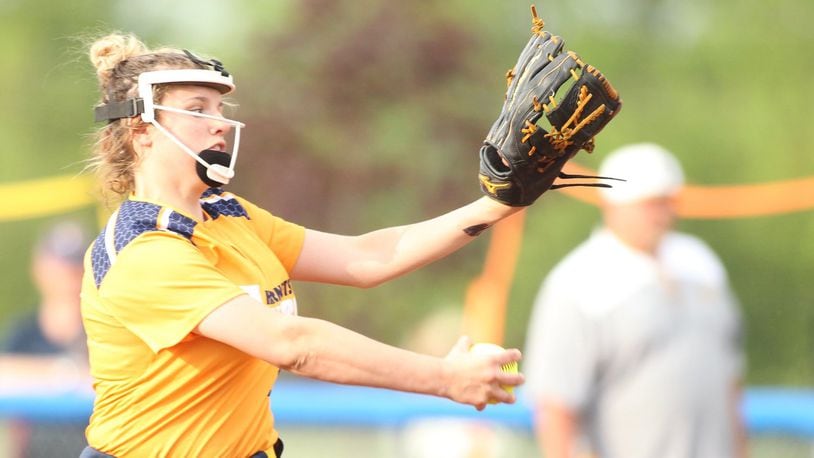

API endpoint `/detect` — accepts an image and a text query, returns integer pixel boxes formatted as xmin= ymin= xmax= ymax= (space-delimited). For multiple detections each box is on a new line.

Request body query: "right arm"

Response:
xmin=195 ymin=294 xmax=523 ymax=409
xmin=524 ymin=270 xmax=596 ymax=458
xmin=534 ymin=398 xmax=580 ymax=458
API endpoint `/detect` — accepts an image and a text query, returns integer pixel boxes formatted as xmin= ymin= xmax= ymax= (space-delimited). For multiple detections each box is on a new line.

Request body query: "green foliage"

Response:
xmin=0 ymin=1 xmax=105 ymax=330
xmin=1 ymin=0 xmax=812 ymax=385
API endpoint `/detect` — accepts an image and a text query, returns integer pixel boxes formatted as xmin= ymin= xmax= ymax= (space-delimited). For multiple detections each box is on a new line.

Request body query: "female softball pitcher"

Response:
xmin=78 ymin=33 xmax=525 ymax=458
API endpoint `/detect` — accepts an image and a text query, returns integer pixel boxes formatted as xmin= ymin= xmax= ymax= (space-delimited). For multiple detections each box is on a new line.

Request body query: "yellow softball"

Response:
xmin=469 ymin=342 xmax=519 ymax=402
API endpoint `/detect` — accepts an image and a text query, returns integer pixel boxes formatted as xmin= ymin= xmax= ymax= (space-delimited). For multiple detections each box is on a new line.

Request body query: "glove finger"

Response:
xmin=531 ymin=51 xmax=579 ymax=89
xmin=521 ymin=52 xmax=580 ymax=127
xmin=484 ymin=110 xmax=508 ymax=144
xmin=506 ymin=32 xmax=565 ymax=103
xmin=513 ymin=31 xmax=560 ymax=74
xmin=510 ymin=32 xmax=551 ymax=84
xmin=507 ymin=39 xmax=568 ymax=114
xmin=491 ymin=32 xmax=556 ymax=143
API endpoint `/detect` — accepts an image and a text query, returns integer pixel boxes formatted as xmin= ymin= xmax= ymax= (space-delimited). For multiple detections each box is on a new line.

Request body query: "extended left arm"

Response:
xmin=291 ymin=196 xmax=519 ymax=287
xmin=290 ymin=6 xmax=621 ymax=288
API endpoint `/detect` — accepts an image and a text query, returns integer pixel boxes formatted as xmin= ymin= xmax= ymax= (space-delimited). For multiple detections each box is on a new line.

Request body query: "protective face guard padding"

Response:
xmin=197 ymin=149 xmax=232 ymax=187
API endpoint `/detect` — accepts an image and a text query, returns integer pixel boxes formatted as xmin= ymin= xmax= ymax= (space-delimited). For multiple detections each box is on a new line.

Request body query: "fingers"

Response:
xmin=496 ymin=370 xmax=525 ymax=392
xmin=488 ymin=387 xmax=516 ymax=405
xmin=493 ymin=347 xmax=522 ymax=366
xmin=485 ymin=348 xmax=524 ymax=405
xmin=445 ymin=335 xmax=473 ymax=359
xmin=445 ymin=342 xmax=524 ymax=408
xmin=456 ymin=335 xmax=473 ymax=352
xmin=482 ymin=376 xmax=521 ymax=405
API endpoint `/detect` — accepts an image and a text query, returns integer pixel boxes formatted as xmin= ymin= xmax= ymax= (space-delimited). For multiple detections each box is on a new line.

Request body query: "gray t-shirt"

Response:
xmin=524 ymin=229 xmax=743 ymax=458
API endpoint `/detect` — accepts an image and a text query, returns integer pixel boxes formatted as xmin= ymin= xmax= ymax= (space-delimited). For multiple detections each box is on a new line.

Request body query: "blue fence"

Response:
xmin=1 ymin=380 xmax=813 ymax=437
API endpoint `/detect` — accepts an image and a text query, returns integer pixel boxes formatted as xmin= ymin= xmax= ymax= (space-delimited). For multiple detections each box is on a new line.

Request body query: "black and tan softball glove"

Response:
xmin=479 ymin=6 xmax=622 ymax=207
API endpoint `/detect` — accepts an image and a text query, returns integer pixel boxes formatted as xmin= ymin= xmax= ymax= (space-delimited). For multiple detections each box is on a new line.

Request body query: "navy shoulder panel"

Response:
xmin=167 ymin=211 xmax=196 ymax=239
xmin=90 ymin=232 xmax=110 ymax=288
xmin=200 ymin=187 xmax=250 ymax=219
xmin=90 ymin=200 xmax=198 ymax=288
xmin=113 ymin=201 xmax=161 ymax=252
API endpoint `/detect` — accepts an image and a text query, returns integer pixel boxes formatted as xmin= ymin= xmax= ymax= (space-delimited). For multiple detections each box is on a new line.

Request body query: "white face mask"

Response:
xmin=147 ymin=102 xmax=245 ymax=186
xmin=94 ymin=67 xmax=246 ymax=187
xmin=136 ymin=69 xmax=246 ymax=186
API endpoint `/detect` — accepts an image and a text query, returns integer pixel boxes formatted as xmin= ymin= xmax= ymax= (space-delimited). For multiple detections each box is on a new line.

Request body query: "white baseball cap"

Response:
xmin=598 ymin=143 xmax=685 ymax=204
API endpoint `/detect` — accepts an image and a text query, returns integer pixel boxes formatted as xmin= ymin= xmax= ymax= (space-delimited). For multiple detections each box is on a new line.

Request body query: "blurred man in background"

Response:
xmin=0 ymin=219 xmax=91 ymax=458
xmin=523 ymin=143 xmax=747 ymax=458
xmin=1 ymin=219 xmax=89 ymax=380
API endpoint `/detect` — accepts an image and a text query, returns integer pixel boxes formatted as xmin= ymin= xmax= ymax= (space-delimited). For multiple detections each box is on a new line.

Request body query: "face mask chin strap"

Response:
xmin=148 ymin=107 xmax=245 ymax=186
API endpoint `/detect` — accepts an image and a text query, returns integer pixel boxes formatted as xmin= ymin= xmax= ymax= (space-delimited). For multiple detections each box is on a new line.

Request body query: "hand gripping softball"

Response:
xmin=479 ymin=6 xmax=622 ymax=207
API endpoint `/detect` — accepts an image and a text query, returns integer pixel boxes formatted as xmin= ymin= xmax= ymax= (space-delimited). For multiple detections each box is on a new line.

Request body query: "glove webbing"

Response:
xmin=543 ymin=74 xmax=606 ymax=154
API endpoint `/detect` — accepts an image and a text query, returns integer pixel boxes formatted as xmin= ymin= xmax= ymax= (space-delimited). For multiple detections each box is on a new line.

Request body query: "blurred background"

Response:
xmin=1 ymin=0 xmax=812 ymax=456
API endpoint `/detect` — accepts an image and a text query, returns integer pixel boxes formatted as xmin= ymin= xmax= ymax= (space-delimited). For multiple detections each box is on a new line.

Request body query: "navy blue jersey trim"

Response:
xmin=90 ymin=231 xmax=110 ymax=288
xmin=113 ymin=201 xmax=161 ymax=252
xmin=90 ymin=200 xmax=199 ymax=288
xmin=200 ymin=187 xmax=250 ymax=220
xmin=167 ymin=211 xmax=196 ymax=239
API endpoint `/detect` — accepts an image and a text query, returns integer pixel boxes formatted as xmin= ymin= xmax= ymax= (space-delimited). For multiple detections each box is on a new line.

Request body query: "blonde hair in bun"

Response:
xmin=89 ymin=33 xmax=148 ymax=89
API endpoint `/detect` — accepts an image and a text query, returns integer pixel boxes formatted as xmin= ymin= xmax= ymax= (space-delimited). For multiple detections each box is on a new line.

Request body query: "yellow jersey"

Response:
xmin=81 ymin=188 xmax=304 ymax=457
